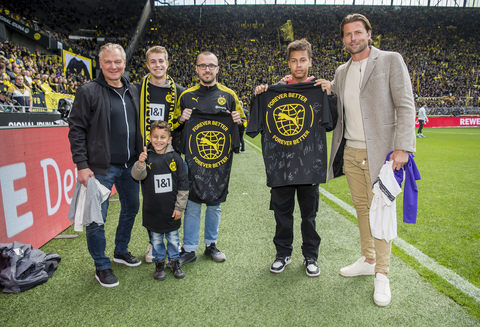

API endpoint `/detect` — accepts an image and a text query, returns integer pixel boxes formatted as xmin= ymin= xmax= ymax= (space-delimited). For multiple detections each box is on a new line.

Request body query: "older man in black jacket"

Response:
xmin=68 ymin=43 xmax=143 ymax=288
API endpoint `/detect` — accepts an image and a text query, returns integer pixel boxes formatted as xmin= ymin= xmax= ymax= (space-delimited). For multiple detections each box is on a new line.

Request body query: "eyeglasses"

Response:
xmin=196 ymin=64 xmax=218 ymax=70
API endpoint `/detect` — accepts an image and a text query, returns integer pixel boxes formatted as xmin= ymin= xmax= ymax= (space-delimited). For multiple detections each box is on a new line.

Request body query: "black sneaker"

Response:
xmin=95 ymin=268 xmax=119 ymax=287
xmin=113 ymin=252 xmax=141 ymax=267
xmin=304 ymin=257 xmax=321 ymax=277
xmin=178 ymin=247 xmax=197 ymax=266
xmin=170 ymin=258 xmax=185 ymax=279
xmin=204 ymin=243 xmax=226 ymax=262
xmin=270 ymin=256 xmax=292 ymax=273
xmin=154 ymin=259 xmax=166 ymax=281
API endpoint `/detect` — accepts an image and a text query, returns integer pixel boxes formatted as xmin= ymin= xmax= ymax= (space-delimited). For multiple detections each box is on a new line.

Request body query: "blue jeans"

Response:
xmin=151 ymin=230 xmax=180 ymax=261
xmin=86 ymin=165 xmax=140 ymax=270
xmin=182 ymin=200 xmax=221 ymax=252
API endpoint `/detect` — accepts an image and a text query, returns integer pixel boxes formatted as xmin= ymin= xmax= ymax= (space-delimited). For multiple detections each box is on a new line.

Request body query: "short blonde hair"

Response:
xmin=99 ymin=43 xmax=126 ymax=61
xmin=146 ymin=46 xmax=168 ymax=62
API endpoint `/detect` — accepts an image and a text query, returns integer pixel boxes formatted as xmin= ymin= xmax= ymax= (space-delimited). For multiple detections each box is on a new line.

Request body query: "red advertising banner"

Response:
xmin=0 ymin=126 xmax=75 ymax=248
xmin=417 ymin=116 xmax=480 ymax=128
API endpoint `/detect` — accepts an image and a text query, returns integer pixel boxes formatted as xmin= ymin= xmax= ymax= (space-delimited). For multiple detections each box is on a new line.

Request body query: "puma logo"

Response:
xmin=192 ymin=97 xmax=199 ymax=102
xmin=200 ymin=137 xmax=219 ymax=152
xmin=146 ymin=163 xmax=152 ymax=169
xmin=277 ymin=112 xmax=300 ymax=129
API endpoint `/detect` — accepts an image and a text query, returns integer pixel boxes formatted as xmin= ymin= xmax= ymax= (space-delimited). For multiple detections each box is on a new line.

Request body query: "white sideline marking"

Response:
xmin=318 ymin=187 xmax=480 ymax=303
xmin=246 ymin=137 xmax=480 ymax=302
xmin=245 ymin=139 xmax=261 ymax=152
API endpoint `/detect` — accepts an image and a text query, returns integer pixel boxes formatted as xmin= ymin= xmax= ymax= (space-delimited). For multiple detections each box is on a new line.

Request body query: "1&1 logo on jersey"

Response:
xmin=154 ymin=173 xmax=172 ymax=193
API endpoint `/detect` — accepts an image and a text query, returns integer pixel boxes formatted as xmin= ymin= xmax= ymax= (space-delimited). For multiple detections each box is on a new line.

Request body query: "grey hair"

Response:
xmin=99 ymin=43 xmax=126 ymax=61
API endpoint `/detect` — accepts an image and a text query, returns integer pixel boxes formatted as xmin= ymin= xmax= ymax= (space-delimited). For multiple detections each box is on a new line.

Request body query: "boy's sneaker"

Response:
xmin=421 ymin=134 xmax=426 ymax=138
xmin=145 ymin=245 xmax=153 ymax=263
xmin=154 ymin=259 xmax=166 ymax=281
xmin=178 ymin=247 xmax=197 ymax=266
xmin=416 ymin=134 xmax=420 ymax=138
xmin=95 ymin=268 xmax=119 ymax=287
xmin=113 ymin=252 xmax=141 ymax=267
xmin=170 ymin=258 xmax=185 ymax=279
xmin=204 ymin=243 xmax=226 ymax=262
xmin=304 ymin=257 xmax=321 ymax=277
xmin=270 ymin=256 xmax=292 ymax=273
xmin=374 ymin=273 xmax=392 ymax=306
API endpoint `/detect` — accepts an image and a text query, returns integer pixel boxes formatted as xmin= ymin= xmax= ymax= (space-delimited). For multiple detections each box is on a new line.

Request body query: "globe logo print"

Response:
xmin=273 ymin=104 xmax=305 ymax=136
xmin=196 ymin=131 xmax=225 ymax=160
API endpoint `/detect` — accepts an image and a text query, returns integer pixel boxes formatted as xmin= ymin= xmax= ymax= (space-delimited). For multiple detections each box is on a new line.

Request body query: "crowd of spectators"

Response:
xmin=1 ymin=3 xmax=479 ymax=113
xmin=0 ymin=0 xmax=145 ymax=109
xmin=1 ymin=0 xmax=143 ymax=58
xmin=129 ymin=6 xmax=480 ymax=111
xmin=0 ymin=39 xmax=90 ymax=112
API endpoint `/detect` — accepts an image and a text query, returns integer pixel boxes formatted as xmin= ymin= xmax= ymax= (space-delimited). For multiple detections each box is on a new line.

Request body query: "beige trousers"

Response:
xmin=343 ymin=146 xmax=392 ymax=273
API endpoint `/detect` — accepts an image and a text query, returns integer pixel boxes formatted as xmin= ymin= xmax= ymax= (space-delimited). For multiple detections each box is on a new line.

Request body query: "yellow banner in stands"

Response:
xmin=40 ymin=82 xmax=53 ymax=94
xmin=279 ymin=20 xmax=294 ymax=42
xmin=62 ymin=50 xmax=93 ymax=79
xmin=45 ymin=93 xmax=74 ymax=109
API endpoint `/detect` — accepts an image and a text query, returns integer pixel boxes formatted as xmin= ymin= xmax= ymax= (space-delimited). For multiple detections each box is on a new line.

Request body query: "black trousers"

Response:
xmin=239 ymin=130 xmax=245 ymax=151
xmin=270 ymin=184 xmax=321 ymax=259
xmin=418 ymin=120 xmax=424 ymax=134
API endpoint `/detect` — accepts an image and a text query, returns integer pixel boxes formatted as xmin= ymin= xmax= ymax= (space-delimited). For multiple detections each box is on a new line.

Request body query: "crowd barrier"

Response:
xmin=0 ymin=111 xmax=63 ymax=127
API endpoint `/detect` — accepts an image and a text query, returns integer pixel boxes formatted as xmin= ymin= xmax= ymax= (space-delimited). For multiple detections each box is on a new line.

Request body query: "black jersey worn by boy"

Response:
xmin=247 ymin=82 xmax=333 ymax=187
xmin=140 ymin=145 xmax=189 ymax=234
xmin=181 ymin=109 xmax=240 ymax=204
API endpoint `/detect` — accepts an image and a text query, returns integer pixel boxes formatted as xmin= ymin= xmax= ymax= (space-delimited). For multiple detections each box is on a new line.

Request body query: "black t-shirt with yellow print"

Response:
xmin=247 ymin=82 xmax=333 ymax=187
xmin=181 ymin=109 xmax=240 ymax=204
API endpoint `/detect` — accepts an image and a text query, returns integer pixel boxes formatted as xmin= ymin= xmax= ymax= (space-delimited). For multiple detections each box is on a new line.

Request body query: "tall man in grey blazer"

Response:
xmin=317 ymin=13 xmax=416 ymax=306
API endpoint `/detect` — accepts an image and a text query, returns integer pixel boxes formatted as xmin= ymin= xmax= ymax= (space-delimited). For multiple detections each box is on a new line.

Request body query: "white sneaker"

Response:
xmin=145 ymin=245 xmax=153 ymax=263
xmin=339 ymin=256 xmax=375 ymax=277
xmin=374 ymin=273 xmax=391 ymax=306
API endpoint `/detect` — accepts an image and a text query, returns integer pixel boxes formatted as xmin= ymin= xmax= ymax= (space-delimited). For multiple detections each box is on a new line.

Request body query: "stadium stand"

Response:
xmin=0 ymin=2 xmax=479 ymax=115
xmin=131 ymin=6 xmax=480 ymax=113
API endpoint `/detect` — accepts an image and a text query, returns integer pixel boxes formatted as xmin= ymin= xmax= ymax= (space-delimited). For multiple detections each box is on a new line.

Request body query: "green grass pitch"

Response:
xmin=1 ymin=127 xmax=479 ymax=326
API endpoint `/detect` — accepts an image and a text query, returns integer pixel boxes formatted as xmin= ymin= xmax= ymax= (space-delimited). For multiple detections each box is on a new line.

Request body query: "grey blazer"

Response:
xmin=328 ymin=46 xmax=416 ymax=185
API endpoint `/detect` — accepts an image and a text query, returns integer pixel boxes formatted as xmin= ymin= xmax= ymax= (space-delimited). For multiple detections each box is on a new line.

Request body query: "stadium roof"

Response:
xmin=154 ymin=0 xmax=479 ymax=7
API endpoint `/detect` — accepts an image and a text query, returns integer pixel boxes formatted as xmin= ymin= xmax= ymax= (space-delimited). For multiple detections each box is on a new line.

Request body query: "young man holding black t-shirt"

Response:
xmin=251 ymin=39 xmax=337 ymax=277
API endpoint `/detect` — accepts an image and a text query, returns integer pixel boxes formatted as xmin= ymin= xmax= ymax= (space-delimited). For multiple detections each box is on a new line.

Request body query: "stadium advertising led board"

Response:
xmin=0 ymin=13 xmax=50 ymax=47
xmin=416 ymin=116 xmax=480 ymax=128
xmin=0 ymin=126 xmax=75 ymax=248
